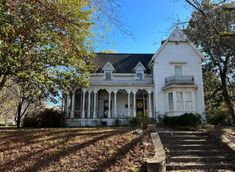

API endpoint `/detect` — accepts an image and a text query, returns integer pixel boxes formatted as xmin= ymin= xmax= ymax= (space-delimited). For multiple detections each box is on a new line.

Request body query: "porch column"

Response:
xmin=108 ymin=91 xmax=111 ymax=118
xmin=133 ymin=92 xmax=136 ymax=117
xmin=66 ymin=94 xmax=70 ymax=117
xmin=61 ymin=95 xmax=64 ymax=112
xmin=114 ymin=90 xmax=117 ymax=116
xmin=87 ymin=90 xmax=91 ymax=118
xmin=127 ymin=90 xmax=131 ymax=116
xmin=93 ymin=91 xmax=97 ymax=118
xmin=71 ymin=91 xmax=75 ymax=118
xmin=82 ymin=89 xmax=86 ymax=118
xmin=148 ymin=91 xmax=152 ymax=118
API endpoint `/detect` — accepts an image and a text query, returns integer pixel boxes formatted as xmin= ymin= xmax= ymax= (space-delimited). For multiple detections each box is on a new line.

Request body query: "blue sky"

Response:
xmin=95 ymin=0 xmax=193 ymax=53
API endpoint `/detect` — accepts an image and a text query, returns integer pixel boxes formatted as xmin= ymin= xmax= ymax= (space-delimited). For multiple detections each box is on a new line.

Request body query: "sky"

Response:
xmin=95 ymin=0 xmax=193 ymax=54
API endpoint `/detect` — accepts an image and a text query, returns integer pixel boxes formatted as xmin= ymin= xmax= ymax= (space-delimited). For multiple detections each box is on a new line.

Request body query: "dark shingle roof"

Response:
xmin=94 ymin=53 xmax=154 ymax=74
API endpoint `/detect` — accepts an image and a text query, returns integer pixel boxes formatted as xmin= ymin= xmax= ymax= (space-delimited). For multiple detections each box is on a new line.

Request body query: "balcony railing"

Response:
xmin=165 ymin=75 xmax=194 ymax=86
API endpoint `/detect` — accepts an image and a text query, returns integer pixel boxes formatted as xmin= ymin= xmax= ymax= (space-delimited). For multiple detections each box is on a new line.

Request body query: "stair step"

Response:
xmin=159 ymin=134 xmax=208 ymax=138
xmin=161 ymin=139 xmax=208 ymax=144
xmin=158 ymin=131 xmax=206 ymax=134
xmin=168 ymin=150 xmax=228 ymax=156
xmin=167 ymin=170 xmax=235 ymax=172
xmin=166 ymin=163 xmax=235 ymax=171
xmin=159 ymin=130 xmax=235 ymax=171
xmin=160 ymin=136 xmax=208 ymax=141
xmin=168 ymin=156 xmax=234 ymax=163
xmin=165 ymin=144 xmax=216 ymax=150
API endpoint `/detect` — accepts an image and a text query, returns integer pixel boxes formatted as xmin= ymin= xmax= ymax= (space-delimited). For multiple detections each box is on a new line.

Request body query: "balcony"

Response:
xmin=165 ymin=75 xmax=194 ymax=86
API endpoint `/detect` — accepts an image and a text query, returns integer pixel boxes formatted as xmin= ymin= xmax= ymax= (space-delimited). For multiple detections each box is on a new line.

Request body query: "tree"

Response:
xmin=185 ymin=0 xmax=235 ymax=119
xmin=0 ymin=0 xmax=95 ymax=95
xmin=0 ymin=79 xmax=44 ymax=127
xmin=14 ymin=81 xmax=41 ymax=128
xmin=0 ymin=81 xmax=17 ymax=125
xmin=203 ymin=68 xmax=223 ymax=112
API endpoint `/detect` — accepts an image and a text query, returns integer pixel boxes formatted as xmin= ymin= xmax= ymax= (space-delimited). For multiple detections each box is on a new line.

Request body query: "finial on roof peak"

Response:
xmin=168 ymin=26 xmax=188 ymax=43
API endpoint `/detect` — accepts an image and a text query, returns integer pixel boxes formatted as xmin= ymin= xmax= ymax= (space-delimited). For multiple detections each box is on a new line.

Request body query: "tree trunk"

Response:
xmin=16 ymin=102 xmax=22 ymax=128
xmin=221 ymin=75 xmax=235 ymax=120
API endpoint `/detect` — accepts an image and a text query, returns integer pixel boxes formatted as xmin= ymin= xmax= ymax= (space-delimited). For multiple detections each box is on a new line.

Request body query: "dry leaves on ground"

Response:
xmin=0 ymin=127 xmax=154 ymax=172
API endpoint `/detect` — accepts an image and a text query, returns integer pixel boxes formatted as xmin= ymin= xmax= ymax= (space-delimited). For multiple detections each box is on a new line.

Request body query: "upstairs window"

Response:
xmin=174 ymin=65 xmax=182 ymax=76
xmin=105 ymin=70 xmax=112 ymax=80
xmin=134 ymin=62 xmax=146 ymax=81
xmin=102 ymin=62 xmax=115 ymax=80
xmin=136 ymin=71 xmax=143 ymax=80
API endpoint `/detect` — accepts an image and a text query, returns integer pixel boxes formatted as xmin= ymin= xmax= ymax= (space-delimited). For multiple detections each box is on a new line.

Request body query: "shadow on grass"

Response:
xmin=91 ymin=133 xmax=145 ymax=172
xmin=0 ymin=129 xmax=122 ymax=152
xmin=0 ymin=129 xmax=129 ymax=172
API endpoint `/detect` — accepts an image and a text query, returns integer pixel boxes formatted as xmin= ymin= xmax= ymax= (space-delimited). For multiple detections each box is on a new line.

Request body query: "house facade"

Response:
xmin=63 ymin=27 xmax=205 ymax=127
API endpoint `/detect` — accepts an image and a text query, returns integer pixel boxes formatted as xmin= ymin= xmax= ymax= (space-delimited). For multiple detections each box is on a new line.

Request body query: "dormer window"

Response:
xmin=136 ymin=71 xmax=143 ymax=80
xmin=105 ymin=70 xmax=112 ymax=80
xmin=102 ymin=62 xmax=115 ymax=80
xmin=134 ymin=62 xmax=146 ymax=81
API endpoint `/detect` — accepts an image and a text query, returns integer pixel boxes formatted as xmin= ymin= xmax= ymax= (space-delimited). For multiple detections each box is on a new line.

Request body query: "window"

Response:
xmin=136 ymin=71 xmax=143 ymax=80
xmin=168 ymin=92 xmax=173 ymax=111
xmin=185 ymin=92 xmax=193 ymax=111
xmin=105 ymin=70 xmax=112 ymax=80
xmin=176 ymin=91 xmax=183 ymax=111
xmin=174 ymin=65 xmax=182 ymax=76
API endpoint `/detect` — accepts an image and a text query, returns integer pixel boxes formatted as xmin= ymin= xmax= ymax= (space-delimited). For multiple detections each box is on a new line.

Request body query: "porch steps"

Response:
xmin=158 ymin=130 xmax=235 ymax=171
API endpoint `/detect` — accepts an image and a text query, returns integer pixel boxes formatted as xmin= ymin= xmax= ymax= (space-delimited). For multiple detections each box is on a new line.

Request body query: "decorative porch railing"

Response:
xmin=65 ymin=110 xmax=154 ymax=119
xmin=165 ymin=75 xmax=194 ymax=86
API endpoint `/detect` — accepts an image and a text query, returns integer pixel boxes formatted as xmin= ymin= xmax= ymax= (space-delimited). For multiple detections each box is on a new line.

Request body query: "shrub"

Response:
xmin=23 ymin=108 xmax=66 ymax=127
xmin=129 ymin=117 xmax=138 ymax=127
xmin=129 ymin=112 xmax=150 ymax=129
xmin=162 ymin=113 xmax=202 ymax=129
xmin=148 ymin=118 xmax=157 ymax=125
xmin=23 ymin=115 xmax=40 ymax=127
xmin=206 ymin=109 xmax=228 ymax=125
xmin=39 ymin=109 xmax=66 ymax=127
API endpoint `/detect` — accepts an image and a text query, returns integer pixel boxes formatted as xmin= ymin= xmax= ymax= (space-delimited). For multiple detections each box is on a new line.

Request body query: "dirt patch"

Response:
xmin=0 ymin=127 xmax=154 ymax=172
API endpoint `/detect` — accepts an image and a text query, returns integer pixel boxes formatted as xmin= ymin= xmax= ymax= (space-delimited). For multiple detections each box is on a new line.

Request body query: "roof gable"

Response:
xmin=102 ymin=61 xmax=115 ymax=71
xmin=149 ymin=26 xmax=205 ymax=67
xmin=134 ymin=62 xmax=146 ymax=71
xmin=168 ymin=26 xmax=188 ymax=42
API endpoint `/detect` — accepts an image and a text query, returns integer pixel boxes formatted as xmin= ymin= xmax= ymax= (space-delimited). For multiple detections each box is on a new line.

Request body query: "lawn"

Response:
xmin=0 ymin=127 xmax=154 ymax=172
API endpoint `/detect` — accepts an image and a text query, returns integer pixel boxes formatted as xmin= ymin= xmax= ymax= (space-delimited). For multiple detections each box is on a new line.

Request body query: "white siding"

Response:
xmin=153 ymin=42 xmax=205 ymax=116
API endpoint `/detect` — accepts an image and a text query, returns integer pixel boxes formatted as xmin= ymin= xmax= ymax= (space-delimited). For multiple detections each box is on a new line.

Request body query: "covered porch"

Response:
xmin=63 ymin=86 xmax=154 ymax=126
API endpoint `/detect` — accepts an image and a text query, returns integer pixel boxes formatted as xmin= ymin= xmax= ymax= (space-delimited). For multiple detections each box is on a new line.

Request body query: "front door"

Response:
xmin=103 ymin=100 xmax=112 ymax=118
xmin=136 ymin=99 xmax=144 ymax=117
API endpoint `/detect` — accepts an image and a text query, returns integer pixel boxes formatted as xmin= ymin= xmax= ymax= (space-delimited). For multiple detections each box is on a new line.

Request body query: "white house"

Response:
xmin=63 ymin=27 xmax=205 ymax=127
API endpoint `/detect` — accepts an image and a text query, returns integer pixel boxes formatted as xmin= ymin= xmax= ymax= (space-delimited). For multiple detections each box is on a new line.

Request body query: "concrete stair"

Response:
xmin=158 ymin=130 xmax=235 ymax=171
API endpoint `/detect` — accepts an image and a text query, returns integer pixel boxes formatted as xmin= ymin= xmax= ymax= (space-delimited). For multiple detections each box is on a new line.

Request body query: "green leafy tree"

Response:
xmin=0 ymin=0 xmax=95 ymax=94
xmin=185 ymin=0 xmax=235 ymax=119
xmin=203 ymin=68 xmax=223 ymax=112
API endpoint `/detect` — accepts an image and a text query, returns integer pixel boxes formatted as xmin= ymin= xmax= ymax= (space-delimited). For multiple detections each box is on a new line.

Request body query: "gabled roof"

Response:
xmin=134 ymin=62 xmax=146 ymax=71
xmin=94 ymin=53 xmax=154 ymax=74
xmin=102 ymin=61 xmax=115 ymax=71
xmin=149 ymin=26 xmax=205 ymax=67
